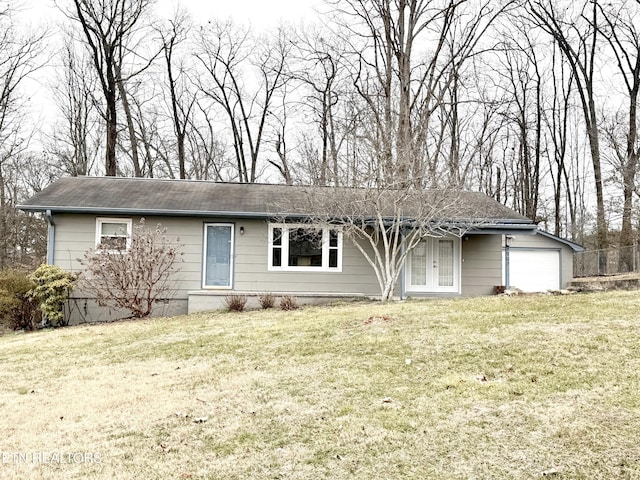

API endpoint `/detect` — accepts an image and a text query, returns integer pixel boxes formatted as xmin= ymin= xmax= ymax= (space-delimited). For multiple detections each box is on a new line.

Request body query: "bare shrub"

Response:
xmin=225 ymin=294 xmax=247 ymax=312
xmin=258 ymin=292 xmax=276 ymax=309
xmin=80 ymin=219 xmax=183 ymax=319
xmin=279 ymin=295 xmax=298 ymax=311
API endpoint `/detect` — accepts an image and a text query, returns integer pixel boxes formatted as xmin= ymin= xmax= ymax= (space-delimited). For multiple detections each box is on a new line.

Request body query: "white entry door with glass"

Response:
xmin=203 ymin=223 xmax=234 ymax=288
xmin=406 ymin=237 xmax=460 ymax=293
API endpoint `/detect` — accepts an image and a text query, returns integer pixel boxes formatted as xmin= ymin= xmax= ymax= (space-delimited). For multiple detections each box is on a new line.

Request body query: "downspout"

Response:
xmin=504 ymin=235 xmax=512 ymax=289
xmin=45 ymin=209 xmax=55 ymax=265
xmin=400 ymin=229 xmax=406 ymax=300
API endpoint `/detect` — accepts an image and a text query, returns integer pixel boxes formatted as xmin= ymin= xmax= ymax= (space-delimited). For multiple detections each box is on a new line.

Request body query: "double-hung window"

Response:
xmin=268 ymin=224 xmax=342 ymax=272
xmin=96 ymin=218 xmax=132 ymax=252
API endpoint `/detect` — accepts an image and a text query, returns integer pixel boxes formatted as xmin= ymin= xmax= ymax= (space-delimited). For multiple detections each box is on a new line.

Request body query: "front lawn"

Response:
xmin=1 ymin=291 xmax=639 ymax=479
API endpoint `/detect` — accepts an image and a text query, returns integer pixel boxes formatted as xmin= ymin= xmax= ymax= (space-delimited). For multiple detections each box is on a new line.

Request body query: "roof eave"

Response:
xmin=17 ymin=205 xmax=273 ymax=218
xmin=466 ymin=226 xmax=537 ymax=235
xmin=17 ymin=206 xmax=535 ymax=228
xmin=536 ymin=229 xmax=586 ymax=252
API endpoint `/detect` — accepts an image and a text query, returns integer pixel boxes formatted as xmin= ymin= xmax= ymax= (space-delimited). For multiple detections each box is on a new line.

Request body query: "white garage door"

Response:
xmin=508 ymin=249 xmax=560 ymax=292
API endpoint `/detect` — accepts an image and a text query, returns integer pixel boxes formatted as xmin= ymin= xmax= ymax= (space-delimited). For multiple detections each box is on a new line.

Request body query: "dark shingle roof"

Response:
xmin=18 ymin=176 xmax=533 ymax=226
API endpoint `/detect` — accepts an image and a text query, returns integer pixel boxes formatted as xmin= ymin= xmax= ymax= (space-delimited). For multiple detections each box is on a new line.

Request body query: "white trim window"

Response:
xmin=268 ymin=223 xmax=343 ymax=272
xmin=95 ymin=217 xmax=132 ymax=252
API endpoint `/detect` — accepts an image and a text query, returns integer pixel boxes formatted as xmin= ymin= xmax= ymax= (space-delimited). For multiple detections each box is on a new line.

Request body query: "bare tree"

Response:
xmin=113 ymin=10 xmax=161 ymax=178
xmin=0 ymin=5 xmax=46 ymax=268
xmin=185 ymin=99 xmax=229 ymax=181
xmin=0 ymin=153 xmax=47 ymax=269
xmin=290 ymin=26 xmax=348 ymax=186
xmin=331 ymin=0 xmax=512 ymax=187
xmin=114 ymin=67 xmax=144 ymax=177
xmin=268 ymin=93 xmax=294 ymax=185
xmin=61 ymin=0 xmax=154 ymax=176
xmin=493 ymin=20 xmax=545 ymax=221
xmin=545 ymin=38 xmax=578 ymax=238
xmin=528 ymin=0 xmax=609 ymax=270
xmin=595 ymin=1 xmax=640 ymax=271
xmin=462 ymin=56 xmax=510 ymax=203
xmin=47 ymin=35 xmax=100 ymax=177
xmin=7 ymin=153 xmax=48 ymax=268
xmin=195 ymin=21 xmax=290 ymax=183
xmin=279 ymin=185 xmax=480 ymax=301
xmin=127 ymin=93 xmax=161 ymax=177
xmin=157 ymin=8 xmax=195 ymax=179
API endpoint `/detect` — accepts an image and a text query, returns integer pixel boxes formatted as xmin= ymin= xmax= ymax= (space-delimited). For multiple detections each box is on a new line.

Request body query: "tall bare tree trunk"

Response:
xmin=66 ymin=0 xmax=153 ymax=177
xmin=116 ymin=70 xmax=142 ymax=177
xmin=596 ymin=1 xmax=640 ymax=272
xmin=529 ymin=0 xmax=608 ymax=270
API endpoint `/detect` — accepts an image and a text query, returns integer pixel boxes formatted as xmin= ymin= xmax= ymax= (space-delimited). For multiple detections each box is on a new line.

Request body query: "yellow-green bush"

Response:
xmin=28 ymin=264 xmax=77 ymax=327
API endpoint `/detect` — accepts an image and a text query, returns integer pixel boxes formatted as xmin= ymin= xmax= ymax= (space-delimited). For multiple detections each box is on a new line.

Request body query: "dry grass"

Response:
xmin=1 ymin=291 xmax=640 ymax=479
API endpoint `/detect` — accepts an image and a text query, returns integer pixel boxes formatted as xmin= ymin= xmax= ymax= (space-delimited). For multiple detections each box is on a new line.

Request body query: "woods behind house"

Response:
xmin=1 ymin=0 xmax=640 ymax=268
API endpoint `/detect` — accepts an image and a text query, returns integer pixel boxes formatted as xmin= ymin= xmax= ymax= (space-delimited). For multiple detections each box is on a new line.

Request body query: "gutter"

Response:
xmin=45 ymin=209 xmax=55 ymax=264
xmin=467 ymin=226 xmax=538 ymax=235
xmin=17 ymin=206 xmax=288 ymax=219
xmin=17 ymin=205 xmax=538 ymax=228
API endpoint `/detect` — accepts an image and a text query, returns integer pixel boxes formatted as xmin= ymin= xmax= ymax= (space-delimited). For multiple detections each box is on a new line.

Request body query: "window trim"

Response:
xmin=95 ymin=217 xmax=132 ymax=252
xmin=268 ymin=223 xmax=343 ymax=272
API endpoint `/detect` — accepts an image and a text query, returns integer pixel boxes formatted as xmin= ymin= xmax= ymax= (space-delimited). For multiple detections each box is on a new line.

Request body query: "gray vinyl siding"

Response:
xmin=231 ymin=219 xmax=381 ymax=296
xmin=52 ymin=215 xmax=95 ymax=272
xmin=56 ymin=213 xmax=527 ymax=321
xmin=507 ymin=233 xmax=574 ymax=287
xmin=52 ymin=214 xmax=203 ymax=299
xmin=51 ymin=214 xmax=381 ymax=304
xmin=461 ymin=234 xmax=502 ymax=296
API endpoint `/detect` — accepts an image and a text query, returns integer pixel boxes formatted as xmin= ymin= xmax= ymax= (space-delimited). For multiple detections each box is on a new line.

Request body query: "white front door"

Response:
xmin=406 ymin=237 xmax=460 ymax=293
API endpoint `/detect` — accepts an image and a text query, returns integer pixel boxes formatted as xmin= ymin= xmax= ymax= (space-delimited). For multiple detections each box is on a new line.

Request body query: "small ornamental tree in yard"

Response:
xmin=28 ymin=265 xmax=78 ymax=327
xmin=80 ymin=219 xmax=183 ymax=319
xmin=276 ymin=185 xmax=485 ymax=302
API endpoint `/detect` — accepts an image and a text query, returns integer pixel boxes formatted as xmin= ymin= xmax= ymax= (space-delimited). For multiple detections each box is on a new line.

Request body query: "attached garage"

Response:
xmin=508 ymin=249 xmax=560 ymax=292
xmin=503 ymin=231 xmax=584 ymax=292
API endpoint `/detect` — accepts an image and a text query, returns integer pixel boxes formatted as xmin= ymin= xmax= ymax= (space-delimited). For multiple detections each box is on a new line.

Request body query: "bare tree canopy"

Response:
xmin=157 ymin=7 xmax=194 ymax=179
xmin=4 ymin=0 xmax=640 ymax=273
xmin=60 ymin=0 xmax=155 ymax=176
xmin=329 ymin=0 xmax=513 ymax=188
xmin=594 ymin=1 xmax=640 ymax=270
xmin=0 ymin=4 xmax=47 ymax=269
xmin=527 ymin=0 xmax=608 ymax=265
xmin=194 ymin=20 xmax=290 ymax=183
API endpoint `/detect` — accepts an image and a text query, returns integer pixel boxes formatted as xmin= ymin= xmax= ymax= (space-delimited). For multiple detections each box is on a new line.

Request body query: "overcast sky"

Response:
xmin=20 ymin=0 xmax=322 ymax=28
